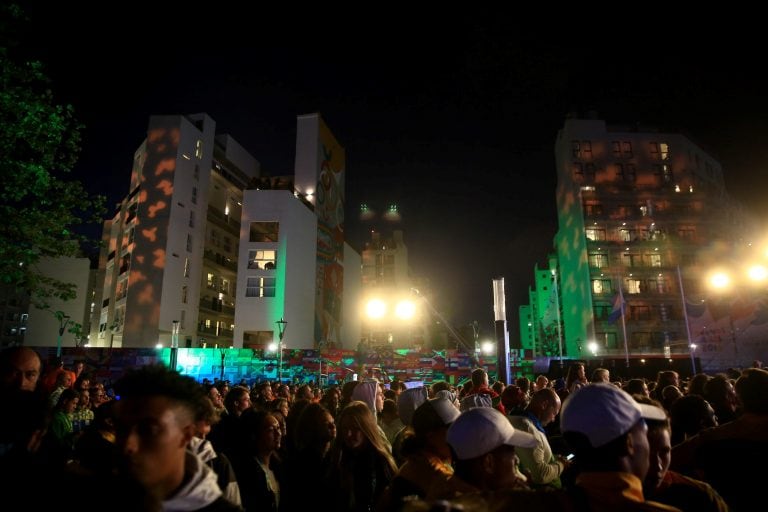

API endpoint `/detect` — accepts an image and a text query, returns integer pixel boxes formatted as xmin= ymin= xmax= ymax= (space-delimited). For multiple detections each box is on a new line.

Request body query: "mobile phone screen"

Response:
xmin=566 ymin=453 xmax=575 ymax=461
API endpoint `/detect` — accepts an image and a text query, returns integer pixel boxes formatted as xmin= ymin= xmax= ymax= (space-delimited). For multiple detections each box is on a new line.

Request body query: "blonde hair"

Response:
xmin=331 ymin=400 xmax=396 ymax=473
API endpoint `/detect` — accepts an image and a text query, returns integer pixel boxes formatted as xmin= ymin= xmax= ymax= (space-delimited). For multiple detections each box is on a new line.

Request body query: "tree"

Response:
xmin=0 ymin=4 xmax=104 ymax=308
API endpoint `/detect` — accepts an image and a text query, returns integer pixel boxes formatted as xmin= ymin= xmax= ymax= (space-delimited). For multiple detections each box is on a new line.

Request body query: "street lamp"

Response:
xmin=588 ymin=341 xmax=599 ymax=357
xmin=276 ymin=317 xmax=287 ymax=383
xmin=56 ymin=312 xmax=71 ymax=358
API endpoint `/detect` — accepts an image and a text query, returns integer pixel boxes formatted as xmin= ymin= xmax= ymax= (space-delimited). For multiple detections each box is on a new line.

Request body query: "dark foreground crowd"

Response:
xmin=1 ymin=346 xmax=766 ymax=511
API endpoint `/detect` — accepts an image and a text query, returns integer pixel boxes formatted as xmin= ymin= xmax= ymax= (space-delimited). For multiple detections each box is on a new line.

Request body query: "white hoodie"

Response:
xmin=163 ymin=452 xmax=223 ymax=512
xmin=188 ymin=437 xmax=242 ymax=506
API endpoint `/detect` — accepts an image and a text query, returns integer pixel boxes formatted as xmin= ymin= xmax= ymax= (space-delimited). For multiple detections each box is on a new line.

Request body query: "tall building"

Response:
xmin=92 ymin=114 xmax=259 ymax=348
xmin=234 ymin=114 xmax=361 ymax=349
xmin=522 ymin=115 xmax=764 ymax=372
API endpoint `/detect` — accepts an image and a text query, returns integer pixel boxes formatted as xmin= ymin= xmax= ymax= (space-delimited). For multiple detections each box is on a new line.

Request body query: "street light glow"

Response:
xmin=708 ymin=271 xmax=731 ymax=290
xmin=267 ymin=342 xmax=278 ymax=352
xmin=481 ymin=341 xmax=495 ymax=355
xmin=394 ymin=300 xmax=416 ymax=319
xmin=748 ymin=264 xmax=768 ymax=282
xmin=587 ymin=341 xmax=598 ymax=356
xmin=366 ymin=299 xmax=387 ymax=319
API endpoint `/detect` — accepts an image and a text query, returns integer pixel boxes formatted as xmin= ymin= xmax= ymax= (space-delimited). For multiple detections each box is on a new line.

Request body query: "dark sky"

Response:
xmin=15 ymin=5 xmax=768 ymax=339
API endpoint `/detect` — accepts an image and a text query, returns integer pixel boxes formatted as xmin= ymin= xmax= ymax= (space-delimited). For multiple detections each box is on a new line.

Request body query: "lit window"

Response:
xmin=195 ymin=140 xmax=203 ymax=159
xmin=248 ymin=250 xmax=276 ymax=270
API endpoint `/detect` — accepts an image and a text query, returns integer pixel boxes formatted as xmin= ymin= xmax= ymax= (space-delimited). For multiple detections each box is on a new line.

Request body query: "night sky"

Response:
xmin=15 ymin=5 xmax=768 ymax=339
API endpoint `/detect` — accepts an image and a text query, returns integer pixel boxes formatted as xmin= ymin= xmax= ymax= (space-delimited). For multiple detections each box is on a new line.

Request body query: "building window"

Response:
xmin=195 ymin=140 xmax=203 ymax=159
xmin=184 ymin=257 xmax=190 ymax=278
xmin=612 ymin=141 xmax=621 ymax=157
xmin=588 ymin=253 xmax=608 ymax=268
xmin=650 ymin=142 xmax=659 ymax=158
xmin=622 ymin=253 xmax=643 ymax=267
xmin=619 ymin=229 xmax=637 ymax=242
xmin=625 ymin=278 xmax=642 ymax=294
xmin=249 ymin=221 xmax=279 ymax=242
xmin=583 ymin=201 xmax=603 ymax=216
xmin=245 ymin=277 xmax=276 ymax=297
xmin=591 ymin=279 xmax=612 ymax=294
xmin=630 ymin=305 xmax=651 ymax=320
xmin=181 ymin=286 xmax=188 ymax=304
xmin=593 ymin=302 xmax=612 ymax=319
xmin=191 ymin=187 xmax=198 ymax=205
xmin=596 ymin=332 xmax=618 ymax=349
xmin=648 ymin=277 xmax=668 ymax=294
xmin=180 ymin=310 xmax=186 ymax=329
xmin=186 ymin=234 xmax=193 ymax=252
xmin=189 ymin=211 xmax=195 ymax=228
xmin=622 ymin=141 xmax=633 ymax=157
xmin=248 ymin=250 xmax=277 ymax=270
xmin=624 ymin=163 xmax=637 ymax=182
xmin=678 ymin=227 xmax=696 ymax=240
xmin=581 ymin=141 xmax=592 ymax=160
xmin=646 ymin=254 xmax=662 ymax=267
xmin=585 ymin=227 xmax=606 ymax=241
xmin=223 ymin=236 xmax=232 ymax=253
xmin=660 ymin=142 xmax=670 ymax=160
xmin=571 ymin=140 xmax=581 ymax=158
xmin=193 ymin=164 xmax=199 ymax=181
xmin=207 ymin=273 xmax=215 ymax=289
xmin=573 ymin=162 xmax=584 ymax=180
xmin=631 ymin=331 xmax=652 ymax=349
xmin=584 ymin=163 xmax=596 ymax=180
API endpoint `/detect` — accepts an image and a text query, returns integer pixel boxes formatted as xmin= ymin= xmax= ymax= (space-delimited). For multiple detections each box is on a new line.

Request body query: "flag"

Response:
xmin=607 ymin=291 xmax=625 ymax=324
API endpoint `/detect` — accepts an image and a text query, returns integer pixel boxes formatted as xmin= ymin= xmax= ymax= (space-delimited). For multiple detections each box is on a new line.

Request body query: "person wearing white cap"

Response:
xmin=376 ymin=397 xmax=460 ymax=510
xmin=424 ymin=407 xmax=536 ymax=500
xmin=560 ymin=383 xmax=681 ymax=511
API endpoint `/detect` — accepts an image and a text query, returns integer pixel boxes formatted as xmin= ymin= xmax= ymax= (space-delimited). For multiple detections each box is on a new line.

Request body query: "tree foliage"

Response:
xmin=0 ymin=4 xmax=105 ymax=308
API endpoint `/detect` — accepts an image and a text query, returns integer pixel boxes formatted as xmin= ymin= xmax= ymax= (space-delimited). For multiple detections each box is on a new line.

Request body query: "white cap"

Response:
xmin=560 ymin=383 xmax=667 ymax=448
xmin=447 ymin=407 xmax=536 ymax=460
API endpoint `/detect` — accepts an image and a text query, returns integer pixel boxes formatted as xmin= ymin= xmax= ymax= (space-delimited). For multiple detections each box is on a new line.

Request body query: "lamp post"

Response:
xmin=276 ymin=317 xmax=287 ymax=383
xmin=56 ymin=312 xmax=71 ymax=358
xmin=170 ymin=320 xmax=179 ymax=371
xmin=219 ymin=347 xmax=227 ymax=381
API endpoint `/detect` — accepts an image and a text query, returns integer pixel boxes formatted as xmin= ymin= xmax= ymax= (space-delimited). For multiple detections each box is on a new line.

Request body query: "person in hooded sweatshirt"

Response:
xmin=113 ymin=365 xmax=242 ymax=512
xmin=190 ymin=394 xmax=242 ymax=507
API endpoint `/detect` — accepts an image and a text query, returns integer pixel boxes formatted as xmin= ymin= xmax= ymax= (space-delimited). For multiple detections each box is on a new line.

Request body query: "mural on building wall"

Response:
xmin=122 ymin=123 xmax=178 ymax=345
xmin=314 ymin=120 xmax=345 ymax=346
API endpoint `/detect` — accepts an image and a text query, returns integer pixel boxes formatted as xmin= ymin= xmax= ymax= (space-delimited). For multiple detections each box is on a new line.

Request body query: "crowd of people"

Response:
xmin=1 ymin=345 xmax=765 ymax=511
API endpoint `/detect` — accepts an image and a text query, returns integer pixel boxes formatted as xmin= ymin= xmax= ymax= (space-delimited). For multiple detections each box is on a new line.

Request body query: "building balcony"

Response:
xmin=203 ymin=249 xmax=238 ymax=273
xmin=199 ymin=298 xmax=235 ymax=316
xmin=207 ymin=205 xmax=240 ymax=236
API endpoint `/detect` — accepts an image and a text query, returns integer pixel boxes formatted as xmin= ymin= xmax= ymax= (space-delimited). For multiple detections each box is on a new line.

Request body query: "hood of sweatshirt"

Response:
xmin=163 ymin=451 xmax=223 ymax=512
xmin=189 ymin=437 xmax=217 ymax=464
xmin=351 ymin=380 xmax=379 ymax=417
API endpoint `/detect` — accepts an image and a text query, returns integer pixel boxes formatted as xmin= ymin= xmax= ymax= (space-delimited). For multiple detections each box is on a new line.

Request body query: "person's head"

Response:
xmin=623 ymin=379 xmax=649 ymax=397
xmin=113 ymin=365 xmax=205 ymax=500
xmin=626 ymin=395 xmax=670 ymax=497
xmin=0 ymin=347 xmax=42 ymax=392
xmin=527 ymin=388 xmax=561 ymax=426
xmin=398 ymin=386 xmax=428 ymax=426
xmin=591 ymin=368 xmax=610 ymax=383
xmin=686 ymin=373 xmax=710 ymax=397
xmin=224 ymin=385 xmax=251 ymax=416
xmin=447 ymin=407 xmax=536 ymax=490
xmin=560 ymin=383 xmax=666 ymax=481
xmin=408 ymin=397 xmax=460 ymax=459
xmin=735 ymin=368 xmax=768 ymax=414
xmin=295 ymin=402 xmax=336 ymax=453
xmin=192 ymin=396 xmax=220 ymax=438
xmin=471 ymin=368 xmax=488 ymax=388
xmin=240 ymin=409 xmax=281 ymax=457
xmin=337 ymin=400 xmax=382 ymax=451
xmin=535 ymin=375 xmax=549 ymax=391
xmin=703 ymin=374 xmax=738 ymax=413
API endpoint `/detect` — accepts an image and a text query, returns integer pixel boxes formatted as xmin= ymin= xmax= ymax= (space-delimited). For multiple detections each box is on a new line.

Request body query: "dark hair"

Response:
xmin=632 ymin=394 xmax=670 ymax=431
xmin=114 ymin=365 xmax=204 ymax=414
xmin=736 ymin=368 xmax=768 ymax=413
